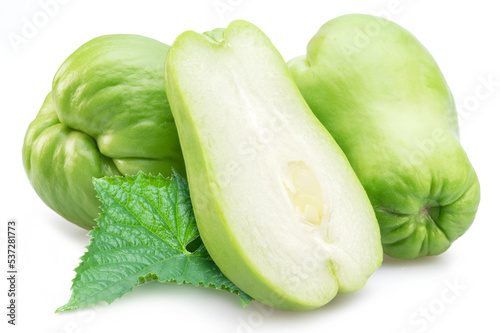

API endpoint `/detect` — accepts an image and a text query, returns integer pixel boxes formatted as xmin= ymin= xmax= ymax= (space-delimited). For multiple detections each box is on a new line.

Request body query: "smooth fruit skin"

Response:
xmin=23 ymin=35 xmax=185 ymax=229
xmin=166 ymin=21 xmax=382 ymax=310
xmin=289 ymin=14 xmax=480 ymax=259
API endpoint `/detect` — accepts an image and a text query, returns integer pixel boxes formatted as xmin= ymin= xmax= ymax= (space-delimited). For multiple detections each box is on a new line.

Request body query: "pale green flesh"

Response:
xmin=166 ymin=21 xmax=382 ymax=310
xmin=288 ymin=14 xmax=480 ymax=259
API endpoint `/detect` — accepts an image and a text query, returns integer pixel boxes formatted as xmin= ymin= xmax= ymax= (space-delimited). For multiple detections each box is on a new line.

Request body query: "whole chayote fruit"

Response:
xmin=288 ymin=15 xmax=480 ymax=259
xmin=23 ymin=34 xmax=185 ymax=229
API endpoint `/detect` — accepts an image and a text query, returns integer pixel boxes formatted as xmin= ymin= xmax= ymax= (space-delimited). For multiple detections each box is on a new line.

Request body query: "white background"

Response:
xmin=1 ymin=0 xmax=499 ymax=332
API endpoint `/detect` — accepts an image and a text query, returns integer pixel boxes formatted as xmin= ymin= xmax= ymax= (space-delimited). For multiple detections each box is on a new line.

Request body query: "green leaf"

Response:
xmin=57 ymin=171 xmax=252 ymax=312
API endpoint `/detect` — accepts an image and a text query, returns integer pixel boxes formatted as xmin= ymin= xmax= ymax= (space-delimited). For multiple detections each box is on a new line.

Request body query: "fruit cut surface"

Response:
xmin=166 ymin=20 xmax=382 ymax=310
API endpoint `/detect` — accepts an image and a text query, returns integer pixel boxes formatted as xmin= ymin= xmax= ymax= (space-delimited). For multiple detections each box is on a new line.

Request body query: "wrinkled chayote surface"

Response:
xmin=23 ymin=34 xmax=185 ymax=229
xmin=289 ymin=14 xmax=480 ymax=259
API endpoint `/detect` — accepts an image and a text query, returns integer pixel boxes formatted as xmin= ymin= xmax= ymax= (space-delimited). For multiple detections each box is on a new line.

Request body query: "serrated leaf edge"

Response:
xmin=57 ymin=171 xmax=251 ymax=312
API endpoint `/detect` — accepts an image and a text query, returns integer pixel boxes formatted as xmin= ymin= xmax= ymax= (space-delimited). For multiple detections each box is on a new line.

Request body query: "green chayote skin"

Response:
xmin=289 ymin=14 xmax=480 ymax=259
xmin=23 ymin=34 xmax=185 ymax=230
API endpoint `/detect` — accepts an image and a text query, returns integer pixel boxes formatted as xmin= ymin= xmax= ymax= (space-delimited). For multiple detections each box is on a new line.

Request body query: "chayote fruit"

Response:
xmin=289 ymin=14 xmax=480 ymax=259
xmin=165 ymin=20 xmax=382 ymax=310
xmin=23 ymin=34 xmax=185 ymax=229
